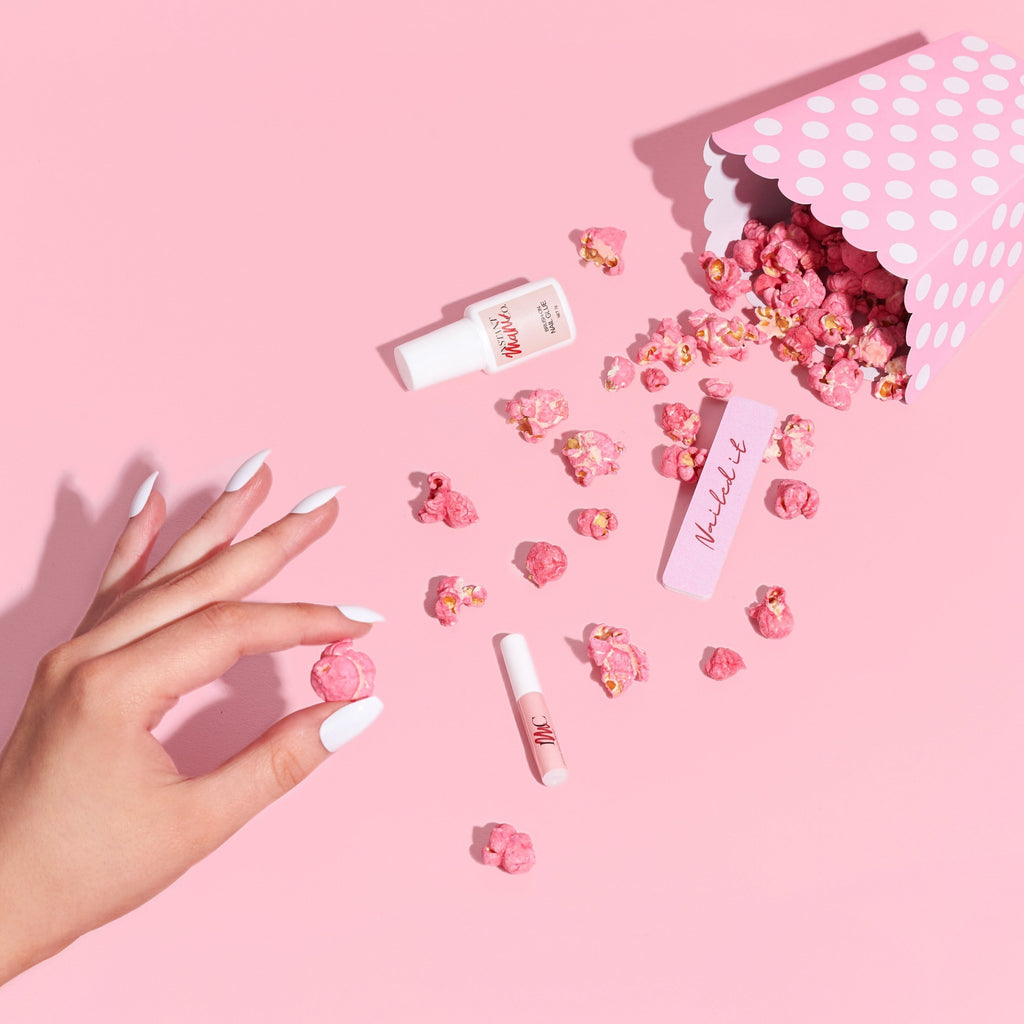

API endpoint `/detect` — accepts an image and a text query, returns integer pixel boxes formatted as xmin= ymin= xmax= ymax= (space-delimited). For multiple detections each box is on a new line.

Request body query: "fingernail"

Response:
xmin=129 ymin=471 xmax=159 ymax=518
xmin=225 ymin=448 xmax=271 ymax=492
xmin=336 ymin=604 xmax=386 ymax=623
xmin=290 ymin=486 xmax=344 ymax=514
xmin=319 ymin=696 xmax=384 ymax=753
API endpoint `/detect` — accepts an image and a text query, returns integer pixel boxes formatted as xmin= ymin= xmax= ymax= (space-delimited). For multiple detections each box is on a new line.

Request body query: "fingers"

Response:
xmin=75 ymin=488 xmax=343 ymax=659
xmin=74 ymin=475 xmax=167 ymax=637
xmin=96 ymin=602 xmax=375 ymax=715
xmin=135 ymin=450 xmax=272 ymax=590
xmin=183 ymin=696 xmax=383 ymax=852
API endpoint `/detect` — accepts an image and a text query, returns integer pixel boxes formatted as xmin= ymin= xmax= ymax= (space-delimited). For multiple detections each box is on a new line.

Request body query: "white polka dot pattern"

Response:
xmin=710 ymin=30 xmax=1024 ymax=401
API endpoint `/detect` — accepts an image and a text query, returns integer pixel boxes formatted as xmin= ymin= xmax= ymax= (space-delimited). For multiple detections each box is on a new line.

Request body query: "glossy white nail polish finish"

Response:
xmin=128 ymin=471 xmax=159 ymax=518
xmin=225 ymin=449 xmax=271 ymax=492
xmin=336 ymin=605 xmax=386 ymax=623
xmin=319 ymin=696 xmax=384 ymax=753
xmin=290 ymin=486 xmax=344 ymax=514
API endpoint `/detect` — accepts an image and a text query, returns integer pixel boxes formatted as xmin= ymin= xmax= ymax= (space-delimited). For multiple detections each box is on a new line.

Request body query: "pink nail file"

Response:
xmin=662 ymin=396 xmax=777 ymax=600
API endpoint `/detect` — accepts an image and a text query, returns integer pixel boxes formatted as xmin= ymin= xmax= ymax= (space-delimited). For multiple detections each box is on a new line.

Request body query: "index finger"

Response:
xmin=92 ymin=602 xmax=375 ymax=723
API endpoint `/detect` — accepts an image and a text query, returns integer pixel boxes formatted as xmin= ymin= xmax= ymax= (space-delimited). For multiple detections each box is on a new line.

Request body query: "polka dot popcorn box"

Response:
xmin=704 ymin=30 xmax=1024 ymax=403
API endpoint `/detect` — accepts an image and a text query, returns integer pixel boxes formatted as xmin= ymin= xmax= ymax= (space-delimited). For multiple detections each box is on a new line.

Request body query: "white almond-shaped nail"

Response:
xmin=336 ymin=604 xmax=386 ymax=623
xmin=290 ymin=486 xmax=344 ymax=514
xmin=128 ymin=471 xmax=160 ymax=518
xmin=225 ymin=448 xmax=271 ymax=492
xmin=319 ymin=696 xmax=384 ymax=753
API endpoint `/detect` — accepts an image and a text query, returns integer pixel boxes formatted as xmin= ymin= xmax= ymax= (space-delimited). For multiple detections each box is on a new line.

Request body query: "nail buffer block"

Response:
xmin=662 ymin=396 xmax=776 ymax=600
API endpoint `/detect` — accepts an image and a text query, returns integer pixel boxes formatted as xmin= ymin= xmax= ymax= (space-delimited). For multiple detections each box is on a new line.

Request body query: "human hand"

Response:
xmin=0 ymin=451 xmax=384 ymax=984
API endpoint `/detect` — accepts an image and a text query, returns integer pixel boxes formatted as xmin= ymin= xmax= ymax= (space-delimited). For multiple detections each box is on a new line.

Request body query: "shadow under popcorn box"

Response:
xmin=704 ymin=29 xmax=1024 ymax=404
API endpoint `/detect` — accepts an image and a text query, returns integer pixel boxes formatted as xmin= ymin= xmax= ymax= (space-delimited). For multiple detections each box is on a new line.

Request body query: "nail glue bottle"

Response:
xmin=395 ymin=278 xmax=576 ymax=390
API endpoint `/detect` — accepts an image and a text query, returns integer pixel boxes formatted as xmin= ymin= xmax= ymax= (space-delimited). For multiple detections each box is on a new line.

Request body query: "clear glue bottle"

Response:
xmin=394 ymin=277 xmax=575 ymax=390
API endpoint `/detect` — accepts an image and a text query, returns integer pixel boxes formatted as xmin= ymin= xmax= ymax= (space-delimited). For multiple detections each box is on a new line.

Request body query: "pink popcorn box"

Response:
xmin=704 ymin=30 xmax=1024 ymax=403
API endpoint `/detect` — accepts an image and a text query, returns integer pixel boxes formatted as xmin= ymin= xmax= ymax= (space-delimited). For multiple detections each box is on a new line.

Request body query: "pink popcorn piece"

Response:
xmin=689 ymin=310 xmax=759 ymax=365
xmin=577 ymin=507 xmax=619 ymax=540
xmin=658 ymin=444 xmax=707 ymax=482
xmin=766 ymin=414 xmax=816 ymax=471
xmin=416 ymin=471 xmax=479 ymax=528
xmin=642 ymin=318 xmax=698 ymax=373
xmin=750 ymin=586 xmax=795 ymax=640
xmin=434 ymin=575 xmax=487 ymax=627
xmin=809 ymin=347 xmax=864 ymax=412
xmin=660 ymin=402 xmax=701 ymax=445
xmin=561 ymin=429 xmax=624 ymax=485
xmin=579 ymin=226 xmax=626 ymax=276
xmin=699 ymin=250 xmax=747 ymax=311
xmin=700 ymin=377 xmax=733 ymax=399
xmin=703 ymin=647 xmax=746 ymax=681
xmin=587 ymin=624 xmax=650 ymax=697
xmin=873 ymin=353 xmax=909 ymax=402
xmin=525 ymin=541 xmax=568 ymax=587
xmin=641 ymin=366 xmax=670 ymax=392
xmin=604 ymin=355 xmax=635 ymax=391
xmin=310 ymin=639 xmax=377 ymax=702
xmin=482 ymin=823 xmax=536 ymax=875
xmin=505 ymin=388 xmax=569 ymax=443
xmin=774 ymin=479 xmax=820 ymax=520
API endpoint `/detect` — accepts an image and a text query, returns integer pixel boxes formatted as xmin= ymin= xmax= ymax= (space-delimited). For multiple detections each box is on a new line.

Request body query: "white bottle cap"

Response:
xmin=394 ymin=318 xmax=486 ymax=390
xmin=499 ymin=633 xmax=542 ymax=700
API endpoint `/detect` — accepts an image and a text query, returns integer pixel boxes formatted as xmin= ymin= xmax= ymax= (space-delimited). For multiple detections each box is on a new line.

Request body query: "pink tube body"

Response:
xmin=516 ymin=691 xmax=568 ymax=787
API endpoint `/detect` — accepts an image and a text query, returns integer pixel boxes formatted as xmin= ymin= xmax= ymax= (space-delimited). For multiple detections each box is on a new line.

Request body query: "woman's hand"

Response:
xmin=0 ymin=452 xmax=384 ymax=984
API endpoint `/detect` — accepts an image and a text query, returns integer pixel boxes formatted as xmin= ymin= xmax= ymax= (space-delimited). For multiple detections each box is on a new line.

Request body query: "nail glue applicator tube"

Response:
xmin=395 ymin=278 xmax=575 ymax=390
xmin=499 ymin=632 xmax=568 ymax=787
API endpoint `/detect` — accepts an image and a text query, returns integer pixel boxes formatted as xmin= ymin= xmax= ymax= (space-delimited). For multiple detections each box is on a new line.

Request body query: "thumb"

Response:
xmin=186 ymin=696 xmax=384 ymax=849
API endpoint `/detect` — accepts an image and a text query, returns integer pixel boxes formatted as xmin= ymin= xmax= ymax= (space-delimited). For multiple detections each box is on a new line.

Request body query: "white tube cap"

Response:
xmin=499 ymin=632 xmax=542 ymax=700
xmin=395 ymin=318 xmax=486 ymax=390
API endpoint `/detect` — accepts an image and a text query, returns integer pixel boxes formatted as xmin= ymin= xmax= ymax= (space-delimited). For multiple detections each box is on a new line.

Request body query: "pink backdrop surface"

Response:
xmin=2 ymin=3 xmax=1023 ymax=1021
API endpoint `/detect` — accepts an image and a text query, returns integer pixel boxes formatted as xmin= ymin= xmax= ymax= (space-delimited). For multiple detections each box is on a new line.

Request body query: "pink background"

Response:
xmin=2 ymin=3 xmax=1023 ymax=1021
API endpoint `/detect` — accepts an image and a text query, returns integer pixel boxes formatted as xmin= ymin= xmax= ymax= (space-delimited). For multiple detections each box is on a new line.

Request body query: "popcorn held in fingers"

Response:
xmin=482 ymin=823 xmax=536 ymax=874
xmin=435 ymin=576 xmax=488 ymax=627
xmin=658 ymin=444 xmax=707 ymax=482
xmin=310 ymin=640 xmax=376 ymax=702
xmin=587 ymin=624 xmax=650 ymax=697
xmin=525 ymin=542 xmax=568 ymax=587
xmin=750 ymin=586 xmax=795 ymax=639
xmin=416 ymin=471 xmax=479 ymax=528
xmin=579 ymin=226 xmax=626 ymax=276
xmin=641 ymin=366 xmax=670 ymax=392
xmin=604 ymin=355 xmax=635 ymax=391
xmin=577 ymin=507 xmax=619 ymax=540
xmin=505 ymin=388 xmax=569 ymax=443
xmin=774 ymin=479 xmax=820 ymax=520
xmin=699 ymin=251 xmax=746 ymax=311
xmin=703 ymin=647 xmax=746 ymax=681
xmin=661 ymin=402 xmax=701 ymax=445
xmin=700 ymin=378 xmax=733 ymax=399
xmin=562 ymin=429 xmax=624 ymax=485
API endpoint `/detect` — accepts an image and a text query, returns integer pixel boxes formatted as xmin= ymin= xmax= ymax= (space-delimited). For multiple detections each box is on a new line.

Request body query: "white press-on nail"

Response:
xmin=128 ymin=471 xmax=159 ymax=518
xmin=319 ymin=696 xmax=384 ymax=753
xmin=225 ymin=448 xmax=272 ymax=492
xmin=290 ymin=486 xmax=344 ymax=514
xmin=336 ymin=605 xmax=387 ymax=623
